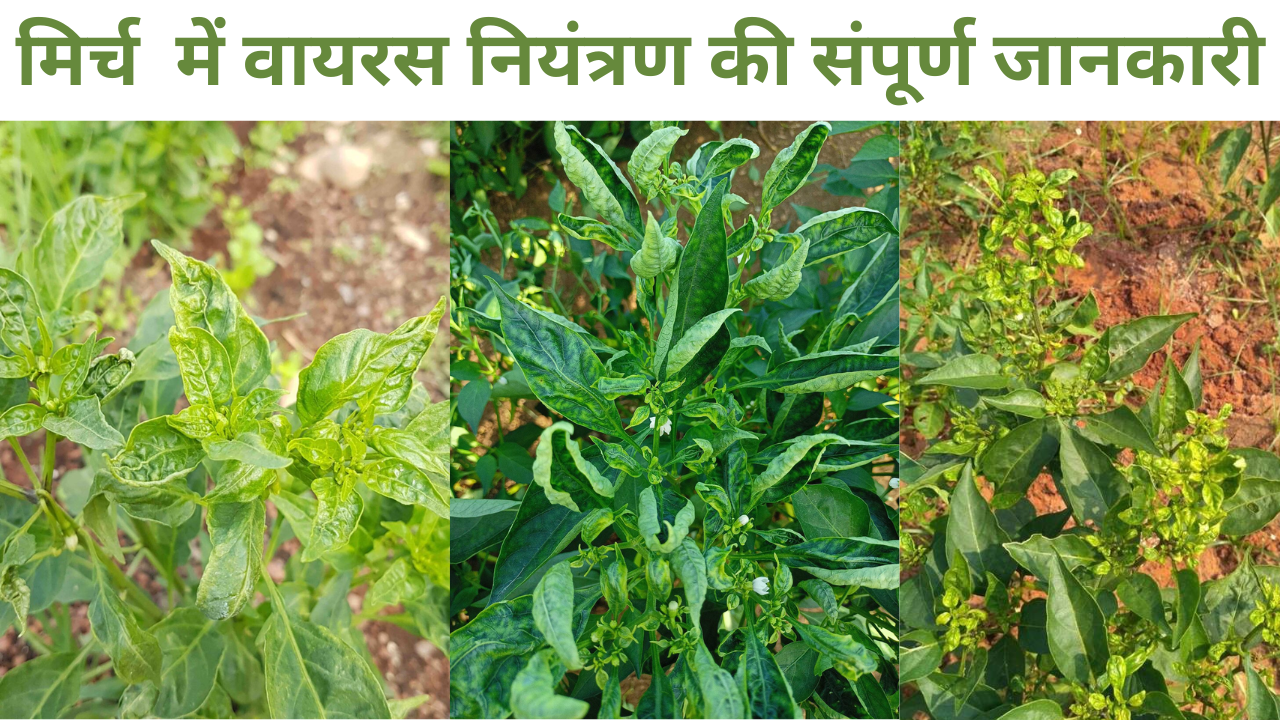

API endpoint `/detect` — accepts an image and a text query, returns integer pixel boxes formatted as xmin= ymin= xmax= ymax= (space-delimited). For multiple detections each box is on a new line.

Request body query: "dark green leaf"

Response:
xmin=1045 ymin=552 xmax=1108 ymax=684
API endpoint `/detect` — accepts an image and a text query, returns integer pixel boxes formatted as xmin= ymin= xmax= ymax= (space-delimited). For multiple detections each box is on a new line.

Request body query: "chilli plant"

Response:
xmin=900 ymin=168 xmax=1280 ymax=719
xmin=0 ymin=195 xmax=449 ymax=718
xmin=449 ymin=121 xmax=901 ymax=719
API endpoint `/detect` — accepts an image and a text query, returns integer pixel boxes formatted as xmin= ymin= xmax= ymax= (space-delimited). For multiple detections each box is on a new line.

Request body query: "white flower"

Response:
xmin=498 ymin=376 xmax=508 ymax=385
xmin=650 ymin=416 xmax=672 ymax=436
xmin=889 ymin=478 xmax=900 ymax=489
xmin=751 ymin=576 xmax=770 ymax=596
xmin=737 ymin=514 xmax=750 ymax=526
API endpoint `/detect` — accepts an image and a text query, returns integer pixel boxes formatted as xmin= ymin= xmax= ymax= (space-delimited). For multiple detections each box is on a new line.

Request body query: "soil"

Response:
xmin=467 ymin=119 xmax=888 ymax=463
xmin=0 ymin=122 xmax=449 ymax=717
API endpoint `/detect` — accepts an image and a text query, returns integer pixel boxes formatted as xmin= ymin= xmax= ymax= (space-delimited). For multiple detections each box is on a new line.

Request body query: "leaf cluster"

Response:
xmin=449 ymin=121 xmax=902 ymax=719
xmin=901 ymin=168 xmax=1280 ymax=719
xmin=0 ymin=195 xmax=448 ymax=718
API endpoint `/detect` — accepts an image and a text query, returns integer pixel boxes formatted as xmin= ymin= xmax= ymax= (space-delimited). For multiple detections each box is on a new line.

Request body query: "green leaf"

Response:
xmin=556 ymin=214 xmax=633 ymax=252
xmin=20 ymin=194 xmax=140 ymax=320
xmin=1223 ymin=449 xmax=1280 ymax=534
xmin=664 ymin=308 xmax=741 ymax=377
xmin=488 ymin=279 xmax=621 ymax=437
xmin=197 ymin=500 xmax=264 ymax=620
xmin=89 ymin=563 xmax=162 ymax=685
xmin=1173 ymin=568 xmax=1200 ymax=647
xmin=109 ymin=417 xmax=205 ymax=487
xmin=532 ymin=561 xmax=581 ymax=670
xmin=1055 ymin=421 xmax=1125 ymax=525
xmin=0 ymin=269 xmax=41 ymax=354
xmin=982 ymin=389 xmax=1046 ymax=418
xmin=979 ymin=419 xmax=1058 ymax=499
xmin=791 ymin=622 xmax=877 ymax=681
xmin=490 ymin=484 xmax=590 ymax=604
xmin=639 ymin=487 xmax=694 ymax=554
xmin=1045 ymin=552 xmax=1109 ymax=684
xmin=738 ymin=625 xmax=800 ymax=719
xmin=0 ymin=404 xmax=48 ymax=439
xmin=1003 ymin=533 xmax=1096 ymax=580
xmin=365 ymin=557 xmax=427 ymax=611
xmin=531 ymin=422 xmax=617 ymax=513
xmin=152 ymin=607 xmax=227 ymax=717
xmin=762 ymin=122 xmax=831 ymax=212
xmin=449 ymin=596 xmax=544 ymax=718
xmin=750 ymin=434 xmax=871 ymax=509
xmin=917 ymin=354 xmax=1007 ymax=389
xmin=636 ymin=654 xmax=676 ymax=719
xmin=688 ymin=642 xmax=746 ymax=718
xmin=363 ymin=457 xmax=449 ymax=518
xmin=701 ymin=137 xmax=760 ymax=179
xmin=655 ymin=179 xmax=730 ymax=388
xmin=670 ymin=537 xmax=707 ymax=621
xmin=0 ymin=650 xmax=84 ymax=718
xmin=509 ymin=650 xmax=589 ymax=719
xmin=1078 ymin=406 xmax=1158 ymax=454
xmin=629 ymin=126 xmax=687 ymax=198
xmin=1098 ymin=314 xmax=1195 ymax=381
xmin=740 ymin=350 xmax=897 ymax=393
xmin=745 ymin=239 xmax=809 ymax=302
xmin=258 ymin=599 xmax=390 ymax=718
xmin=991 ymin=700 xmax=1064 ymax=720
xmin=1245 ymin=656 xmax=1280 ymax=720
xmin=554 ymin=122 xmax=642 ymax=237
xmin=1117 ymin=571 xmax=1172 ymax=637
xmin=947 ymin=464 xmax=1015 ymax=590
xmin=449 ymin=499 xmax=519 ymax=563
xmin=152 ymin=241 xmax=271 ymax=396
xmin=899 ymin=631 xmax=943 ymax=685
xmin=295 ymin=298 xmax=446 ymax=424
xmin=455 ymin=378 xmax=490 ymax=434
xmin=599 ymin=669 xmax=622 ymax=719
xmin=852 ymin=133 xmax=900 ymax=161
xmin=1219 ymin=124 xmax=1252 ymax=185
xmin=205 ymin=458 xmax=274 ymax=504
xmin=775 ymin=641 xmax=819 ymax=702
xmin=301 ymin=477 xmax=363 ymax=563
xmin=792 ymin=484 xmax=870 ymax=539
xmin=796 ymin=206 xmax=896 ymax=266
xmin=169 ymin=326 xmax=232 ymax=407
xmin=43 ymin=395 xmax=124 ymax=451
xmin=205 ymin=432 xmax=291 ymax=469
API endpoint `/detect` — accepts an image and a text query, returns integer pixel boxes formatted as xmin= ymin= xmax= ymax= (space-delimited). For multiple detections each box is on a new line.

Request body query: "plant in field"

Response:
xmin=1206 ymin=121 xmax=1280 ymax=245
xmin=900 ymin=168 xmax=1280 ymax=719
xmin=450 ymin=121 xmax=901 ymax=719
xmin=0 ymin=196 xmax=448 ymax=718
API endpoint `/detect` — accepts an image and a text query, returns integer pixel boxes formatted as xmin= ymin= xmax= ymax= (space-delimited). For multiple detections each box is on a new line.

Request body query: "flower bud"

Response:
xmin=737 ymin=514 xmax=750 ymax=526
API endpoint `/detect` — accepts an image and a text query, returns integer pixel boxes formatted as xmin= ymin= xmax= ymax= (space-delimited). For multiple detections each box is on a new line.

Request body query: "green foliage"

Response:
xmin=0 ymin=121 xmax=240 ymax=257
xmin=901 ymin=168 xmax=1280 ymax=719
xmin=1205 ymin=120 xmax=1280 ymax=247
xmin=449 ymin=122 xmax=900 ymax=718
xmin=0 ymin=196 xmax=447 ymax=718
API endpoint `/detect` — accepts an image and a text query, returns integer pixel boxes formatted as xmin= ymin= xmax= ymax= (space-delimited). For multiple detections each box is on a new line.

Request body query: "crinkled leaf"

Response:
xmin=153 ymin=241 xmax=271 ymax=396
xmin=554 ymin=122 xmax=642 ymax=237
xmin=197 ymin=500 xmax=264 ymax=620
xmin=531 ymin=560 xmax=581 ymax=670
xmin=762 ymin=122 xmax=831 ymax=212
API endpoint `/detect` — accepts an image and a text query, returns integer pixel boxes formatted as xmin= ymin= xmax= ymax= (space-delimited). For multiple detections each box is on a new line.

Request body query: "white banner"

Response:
xmin=1 ymin=0 xmax=1276 ymax=120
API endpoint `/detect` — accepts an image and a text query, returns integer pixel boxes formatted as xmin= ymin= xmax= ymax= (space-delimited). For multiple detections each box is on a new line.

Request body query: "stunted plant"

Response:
xmin=0 ymin=195 xmax=448 ymax=718
xmin=450 ymin=121 xmax=901 ymax=719
xmin=901 ymin=168 xmax=1280 ymax=719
